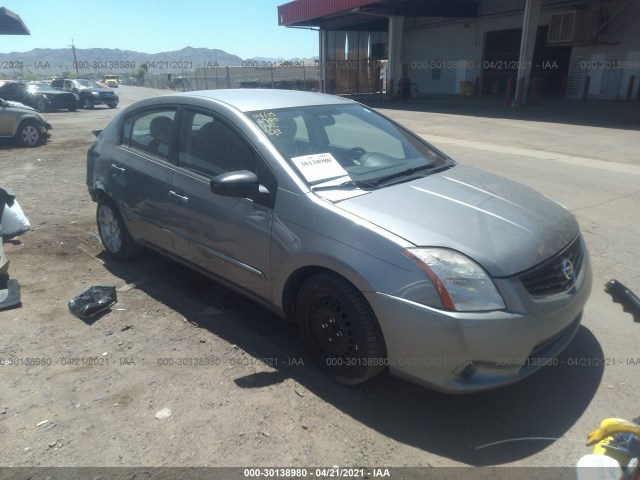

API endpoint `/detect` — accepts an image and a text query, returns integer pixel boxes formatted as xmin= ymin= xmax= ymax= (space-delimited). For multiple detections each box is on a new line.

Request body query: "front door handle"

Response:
xmin=169 ymin=190 xmax=189 ymax=205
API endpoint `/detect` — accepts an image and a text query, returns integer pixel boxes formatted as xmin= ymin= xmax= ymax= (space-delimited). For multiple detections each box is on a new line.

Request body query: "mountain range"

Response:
xmin=0 ymin=46 xmax=317 ymax=76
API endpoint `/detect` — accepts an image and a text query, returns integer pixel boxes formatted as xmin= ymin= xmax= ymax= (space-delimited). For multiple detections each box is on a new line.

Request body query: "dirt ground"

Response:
xmin=1 ymin=87 xmax=638 ymax=478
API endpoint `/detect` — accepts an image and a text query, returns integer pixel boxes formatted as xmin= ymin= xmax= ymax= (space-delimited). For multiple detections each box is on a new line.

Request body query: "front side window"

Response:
xmin=122 ymin=108 xmax=176 ymax=159
xmin=177 ymin=110 xmax=255 ymax=177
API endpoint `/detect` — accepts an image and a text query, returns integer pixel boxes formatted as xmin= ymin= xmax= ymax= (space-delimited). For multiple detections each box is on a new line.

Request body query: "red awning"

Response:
xmin=278 ymin=0 xmax=381 ymax=26
xmin=0 ymin=8 xmax=30 ymax=35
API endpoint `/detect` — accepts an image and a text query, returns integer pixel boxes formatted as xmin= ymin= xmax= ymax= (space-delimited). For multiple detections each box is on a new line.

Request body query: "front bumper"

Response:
xmin=40 ymin=122 xmax=52 ymax=139
xmin=364 ymin=248 xmax=592 ymax=393
xmin=93 ymin=95 xmax=118 ymax=105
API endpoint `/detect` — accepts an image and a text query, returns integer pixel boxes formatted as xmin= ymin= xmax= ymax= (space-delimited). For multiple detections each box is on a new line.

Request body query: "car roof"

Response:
xmin=172 ymin=89 xmax=356 ymax=113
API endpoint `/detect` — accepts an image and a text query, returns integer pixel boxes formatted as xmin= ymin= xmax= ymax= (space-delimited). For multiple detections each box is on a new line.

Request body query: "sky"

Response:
xmin=0 ymin=0 xmax=319 ymax=59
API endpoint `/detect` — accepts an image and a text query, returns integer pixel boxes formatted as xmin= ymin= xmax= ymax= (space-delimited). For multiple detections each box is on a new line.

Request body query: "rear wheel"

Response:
xmin=15 ymin=120 xmax=41 ymax=147
xmin=96 ymin=197 xmax=140 ymax=260
xmin=297 ymin=273 xmax=387 ymax=385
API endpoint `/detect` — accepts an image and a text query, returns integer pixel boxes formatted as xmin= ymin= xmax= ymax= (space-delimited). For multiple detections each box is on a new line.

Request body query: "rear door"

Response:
xmin=111 ymin=107 xmax=178 ymax=254
xmin=164 ymin=108 xmax=275 ymax=301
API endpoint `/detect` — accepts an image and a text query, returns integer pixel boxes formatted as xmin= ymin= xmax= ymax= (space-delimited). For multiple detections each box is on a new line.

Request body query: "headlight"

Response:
xmin=91 ymin=91 xmax=100 ymax=96
xmin=403 ymin=248 xmax=505 ymax=312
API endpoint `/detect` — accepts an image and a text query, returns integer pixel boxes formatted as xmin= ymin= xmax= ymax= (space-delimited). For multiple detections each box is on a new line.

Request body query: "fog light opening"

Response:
xmin=453 ymin=361 xmax=476 ymax=378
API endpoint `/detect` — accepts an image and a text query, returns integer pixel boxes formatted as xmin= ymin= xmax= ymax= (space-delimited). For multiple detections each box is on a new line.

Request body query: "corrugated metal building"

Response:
xmin=278 ymin=0 xmax=640 ymax=102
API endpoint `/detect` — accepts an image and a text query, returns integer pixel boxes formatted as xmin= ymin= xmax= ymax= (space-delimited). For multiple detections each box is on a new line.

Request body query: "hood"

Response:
xmin=334 ymin=164 xmax=579 ymax=277
xmin=6 ymin=100 xmax=35 ymax=112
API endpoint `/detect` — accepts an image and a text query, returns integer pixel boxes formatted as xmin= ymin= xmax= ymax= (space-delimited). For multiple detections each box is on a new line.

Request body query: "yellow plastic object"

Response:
xmin=587 ymin=418 xmax=640 ymax=446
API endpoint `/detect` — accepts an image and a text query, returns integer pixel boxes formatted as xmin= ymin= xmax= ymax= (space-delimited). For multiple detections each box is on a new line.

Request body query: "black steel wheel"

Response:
xmin=96 ymin=197 xmax=139 ymax=260
xmin=297 ymin=273 xmax=387 ymax=385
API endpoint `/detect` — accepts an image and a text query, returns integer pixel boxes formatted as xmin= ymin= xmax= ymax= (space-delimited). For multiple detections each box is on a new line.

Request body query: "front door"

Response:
xmin=165 ymin=109 xmax=273 ymax=302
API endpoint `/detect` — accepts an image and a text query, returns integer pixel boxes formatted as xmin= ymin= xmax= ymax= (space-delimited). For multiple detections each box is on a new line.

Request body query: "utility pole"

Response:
xmin=70 ymin=39 xmax=79 ymax=77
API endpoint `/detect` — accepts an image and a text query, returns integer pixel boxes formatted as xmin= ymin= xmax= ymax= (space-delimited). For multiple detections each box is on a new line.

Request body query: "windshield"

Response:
xmin=248 ymin=103 xmax=449 ymax=188
xmin=77 ymin=80 xmax=99 ymax=88
xmin=27 ymin=83 xmax=57 ymax=93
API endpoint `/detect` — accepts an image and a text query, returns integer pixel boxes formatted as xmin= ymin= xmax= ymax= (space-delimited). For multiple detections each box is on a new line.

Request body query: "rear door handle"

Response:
xmin=111 ymin=164 xmax=125 ymax=175
xmin=169 ymin=190 xmax=189 ymax=205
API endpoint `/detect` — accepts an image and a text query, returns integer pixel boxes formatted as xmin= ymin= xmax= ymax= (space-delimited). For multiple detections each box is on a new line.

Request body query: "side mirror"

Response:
xmin=210 ymin=170 xmax=268 ymax=200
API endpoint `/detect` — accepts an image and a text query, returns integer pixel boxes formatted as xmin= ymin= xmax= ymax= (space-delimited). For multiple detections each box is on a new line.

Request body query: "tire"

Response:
xmin=83 ymin=97 xmax=94 ymax=110
xmin=107 ymin=103 xmax=117 ymax=109
xmin=69 ymin=105 xmax=78 ymax=112
xmin=96 ymin=197 xmax=140 ymax=260
xmin=15 ymin=120 xmax=42 ymax=147
xmin=35 ymin=97 xmax=48 ymax=113
xmin=296 ymin=273 xmax=387 ymax=385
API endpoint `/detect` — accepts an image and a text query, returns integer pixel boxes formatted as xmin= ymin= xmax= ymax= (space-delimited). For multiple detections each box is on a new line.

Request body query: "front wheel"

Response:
xmin=96 ymin=198 xmax=140 ymax=260
xmin=107 ymin=103 xmax=117 ymax=109
xmin=35 ymin=97 xmax=48 ymax=112
xmin=15 ymin=120 xmax=42 ymax=147
xmin=297 ymin=273 xmax=387 ymax=385
xmin=83 ymin=97 xmax=94 ymax=110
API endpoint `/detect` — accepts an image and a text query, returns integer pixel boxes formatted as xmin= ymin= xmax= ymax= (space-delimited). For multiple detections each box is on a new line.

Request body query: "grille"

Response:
xmin=520 ymin=236 xmax=584 ymax=297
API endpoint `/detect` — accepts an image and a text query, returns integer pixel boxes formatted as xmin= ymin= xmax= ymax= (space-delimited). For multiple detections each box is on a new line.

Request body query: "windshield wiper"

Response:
xmin=311 ymin=179 xmax=377 ymax=191
xmin=371 ymin=164 xmax=450 ymax=187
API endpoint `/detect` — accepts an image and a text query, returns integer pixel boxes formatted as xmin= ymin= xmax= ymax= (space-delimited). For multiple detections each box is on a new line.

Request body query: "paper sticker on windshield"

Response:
xmin=291 ymin=153 xmax=348 ymax=184
xmin=252 ymin=111 xmax=281 ymax=137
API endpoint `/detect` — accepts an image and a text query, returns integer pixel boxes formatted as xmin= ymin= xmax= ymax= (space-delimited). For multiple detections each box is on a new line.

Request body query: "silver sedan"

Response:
xmin=86 ymin=89 xmax=592 ymax=392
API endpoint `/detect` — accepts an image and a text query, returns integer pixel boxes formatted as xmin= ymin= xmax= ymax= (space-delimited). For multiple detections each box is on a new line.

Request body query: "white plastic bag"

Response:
xmin=0 ymin=200 xmax=30 ymax=238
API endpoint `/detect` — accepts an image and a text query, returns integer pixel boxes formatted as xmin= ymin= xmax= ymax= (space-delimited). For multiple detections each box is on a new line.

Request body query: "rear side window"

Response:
xmin=121 ymin=108 xmax=177 ymax=159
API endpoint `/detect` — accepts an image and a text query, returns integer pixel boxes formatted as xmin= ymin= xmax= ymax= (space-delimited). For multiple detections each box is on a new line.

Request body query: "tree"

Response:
xmin=132 ymin=66 xmax=146 ymax=79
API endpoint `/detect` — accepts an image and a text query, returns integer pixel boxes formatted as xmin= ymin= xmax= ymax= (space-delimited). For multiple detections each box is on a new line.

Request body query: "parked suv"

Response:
xmin=51 ymin=78 xmax=118 ymax=110
xmin=103 ymin=74 xmax=119 ymax=88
